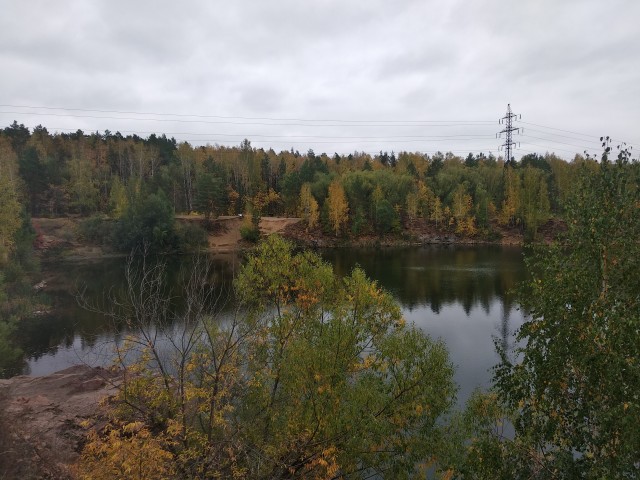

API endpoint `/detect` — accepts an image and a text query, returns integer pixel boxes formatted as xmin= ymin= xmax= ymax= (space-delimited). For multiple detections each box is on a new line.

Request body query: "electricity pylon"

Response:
xmin=498 ymin=104 xmax=520 ymax=166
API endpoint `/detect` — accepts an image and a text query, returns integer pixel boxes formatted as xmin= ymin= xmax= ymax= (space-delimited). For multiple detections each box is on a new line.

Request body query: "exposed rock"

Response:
xmin=0 ymin=365 xmax=121 ymax=479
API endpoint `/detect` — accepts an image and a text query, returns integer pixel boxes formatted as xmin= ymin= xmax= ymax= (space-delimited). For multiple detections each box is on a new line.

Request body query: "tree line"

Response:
xmin=1 ymin=121 xmax=589 ymax=250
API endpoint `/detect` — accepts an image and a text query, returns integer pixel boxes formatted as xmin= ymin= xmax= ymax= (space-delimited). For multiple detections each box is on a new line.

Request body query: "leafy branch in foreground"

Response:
xmin=460 ymin=148 xmax=640 ymax=478
xmin=79 ymin=235 xmax=456 ymax=479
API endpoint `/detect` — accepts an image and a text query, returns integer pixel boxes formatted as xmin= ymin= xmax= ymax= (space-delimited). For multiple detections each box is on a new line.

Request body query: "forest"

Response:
xmin=0 ymin=120 xmax=582 ymax=254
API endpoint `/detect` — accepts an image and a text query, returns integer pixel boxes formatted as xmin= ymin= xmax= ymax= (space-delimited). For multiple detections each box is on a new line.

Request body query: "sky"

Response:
xmin=1 ymin=0 xmax=639 ymax=159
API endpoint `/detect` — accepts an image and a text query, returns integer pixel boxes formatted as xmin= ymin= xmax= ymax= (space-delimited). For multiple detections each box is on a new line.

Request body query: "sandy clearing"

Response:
xmin=205 ymin=216 xmax=301 ymax=252
xmin=32 ymin=216 xmax=302 ymax=258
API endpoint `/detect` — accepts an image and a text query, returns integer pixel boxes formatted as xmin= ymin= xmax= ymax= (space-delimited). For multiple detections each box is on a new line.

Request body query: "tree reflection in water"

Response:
xmin=18 ymin=246 xmax=525 ymax=406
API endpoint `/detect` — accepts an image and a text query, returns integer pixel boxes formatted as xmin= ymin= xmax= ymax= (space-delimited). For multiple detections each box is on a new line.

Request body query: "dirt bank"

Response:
xmin=195 ymin=215 xmax=302 ymax=252
xmin=32 ymin=216 xmax=564 ymax=261
xmin=32 ymin=216 xmax=303 ymax=259
xmin=0 ymin=365 xmax=120 ymax=479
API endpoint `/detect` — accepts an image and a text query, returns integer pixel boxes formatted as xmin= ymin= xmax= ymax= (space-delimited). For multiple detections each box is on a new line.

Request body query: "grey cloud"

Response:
xmin=377 ymin=48 xmax=456 ymax=81
xmin=238 ymin=83 xmax=287 ymax=113
xmin=0 ymin=0 xmax=638 ymax=155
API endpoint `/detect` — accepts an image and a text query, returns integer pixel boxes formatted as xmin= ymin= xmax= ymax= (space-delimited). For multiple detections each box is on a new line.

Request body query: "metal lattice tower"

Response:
xmin=498 ymin=104 xmax=520 ymax=165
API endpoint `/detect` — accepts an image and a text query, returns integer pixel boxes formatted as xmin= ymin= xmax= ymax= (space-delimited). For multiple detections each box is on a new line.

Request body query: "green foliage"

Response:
xmin=239 ymin=222 xmax=260 ymax=243
xmin=67 ymin=156 xmax=100 ymax=215
xmin=342 ymin=171 xmax=374 ymax=227
xmin=78 ymin=215 xmax=113 ymax=244
xmin=0 ymin=211 xmax=42 ymax=377
xmin=521 ymin=166 xmax=550 ymax=241
xmin=194 ymin=172 xmax=225 ymax=221
xmin=0 ymin=173 xmax=21 ymax=262
xmin=493 ymin=154 xmax=640 ymax=477
xmin=350 ymin=205 xmax=367 ymax=235
xmin=439 ymin=390 xmax=538 ymax=479
xmin=473 ymin=184 xmax=490 ymax=229
xmin=4 ymin=123 xmax=581 ymax=245
xmin=0 ymin=273 xmax=23 ymax=376
xmin=280 ymin=170 xmax=302 ymax=214
xmin=174 ymin=221 xmax=208 ymax=252
xmin=108 ymin=176 xmax=128 ymax=218
xmin=84 ymin=236 xmax=457 ymax=478
xmin=374 ymin=198 xmax=399 ymax=233
xmin=451 ymin=183 xmax=476 ymax=236
xmin=17 ymin=146 xmax=46 ymax=215
xmin=113 ymin=191 xmax=178 ymax=252
xmin=499 ymin=166 xmax=521 ymax=227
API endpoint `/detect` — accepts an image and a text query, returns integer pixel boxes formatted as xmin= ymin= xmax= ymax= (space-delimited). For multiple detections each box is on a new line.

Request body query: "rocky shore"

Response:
xmin=0 ymin=365 xmax=120 ymax=479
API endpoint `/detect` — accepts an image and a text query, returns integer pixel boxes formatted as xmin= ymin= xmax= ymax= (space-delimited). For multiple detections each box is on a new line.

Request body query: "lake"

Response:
xmin=13 ymin=245 xmax=526 ymax=406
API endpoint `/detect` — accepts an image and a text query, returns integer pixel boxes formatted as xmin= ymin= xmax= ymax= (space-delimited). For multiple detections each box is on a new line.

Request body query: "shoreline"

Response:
xmin=32 ymin=215 xmax=561 ymax=262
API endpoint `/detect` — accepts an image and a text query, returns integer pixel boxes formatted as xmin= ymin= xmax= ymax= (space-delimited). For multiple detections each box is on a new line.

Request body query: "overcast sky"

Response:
xmin=1 ymin=0 xmax=638 ymax=159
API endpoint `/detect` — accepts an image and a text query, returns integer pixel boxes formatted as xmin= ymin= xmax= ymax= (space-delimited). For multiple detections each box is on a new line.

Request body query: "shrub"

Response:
xmin=80 ymin=236 xmax=456 ymax=479
xmin=175 ymin=222 xmax=208 ymax=252
xmin=78 ymin=215 xmax=112 ymax=244
xmin=112 ymin=192 xmax=178 ymax=253
xmin=239 ymin=224 xmax=260 ymax=242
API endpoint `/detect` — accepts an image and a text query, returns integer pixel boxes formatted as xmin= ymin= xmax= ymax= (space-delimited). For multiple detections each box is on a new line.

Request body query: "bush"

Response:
xmin=78 ymin=215 xmax=113 ymax=244
xmin=112 ymin=192 xmax=178 ymax=253
xmin=492 ymin=156 xmax=640 ymax=477
xmin=239 ymin=224 xmax=260 ymax=242
xmin=484 ymin=228 xmax=503 ymax=242
xmin=80 ymin=236 xmax=456 ymax=478
xmin=175 ymin=222 xmax=208 ymax=252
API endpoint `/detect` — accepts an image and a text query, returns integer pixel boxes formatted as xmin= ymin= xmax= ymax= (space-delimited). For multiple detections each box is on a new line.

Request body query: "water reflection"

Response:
xmin=17 ymin=254 xmax=240 ymax=376
xmin=323 ymin=247 xmax=523 ymax=312
xmin=321 ymin=246 xmax=526 ymax=405
xmin=17 ymin=246 xmax=526 ymax=406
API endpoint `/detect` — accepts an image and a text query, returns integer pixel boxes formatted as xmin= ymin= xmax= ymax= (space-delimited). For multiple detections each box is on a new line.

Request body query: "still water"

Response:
xmin=15 ymin=246 xmax=526 ymax=405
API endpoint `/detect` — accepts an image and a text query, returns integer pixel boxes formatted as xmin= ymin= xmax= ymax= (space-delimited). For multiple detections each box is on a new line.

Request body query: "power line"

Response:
xmin=43 ymin=125 xmax=496 ymax=141
xmin=520 ymin=121 xmax=600 ymax=139
xmin=0 ymin=104 xmax=494 ymax=125
xmin=520 ymin=120 xmax=639 ymax=149
xmin=3 ymin=103 xmax=635 ymax=151
xmin=11 ymin=116 xmax=579 ymax=157
xmin=0 ymin=110 xmax=497 ymax=128
xmin=520 ymin=134 xmax=594 ymax=151
xmin=1 ymin=109 xmax=593 ymax=159
xmin=519 ymin=141 xmax=581 ymax=155
xmin=359 ymin=148 xmax=500 ymax=156
xmin=4 ymin=121 xmax=573 ymax=158
xmin=7 ymin=103 xmax=633 ymax=147
xmin=521 ymin=127 xmax=601 ymax=145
